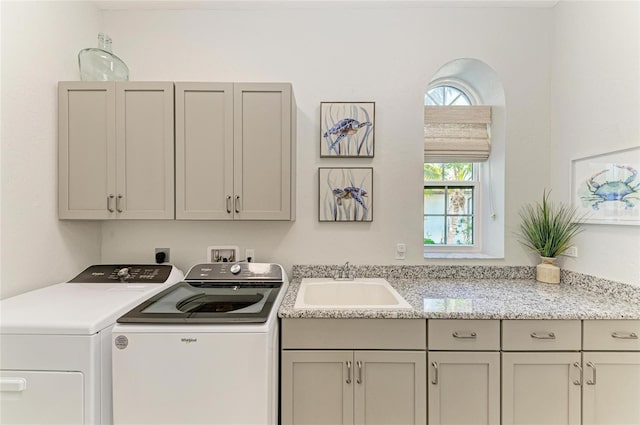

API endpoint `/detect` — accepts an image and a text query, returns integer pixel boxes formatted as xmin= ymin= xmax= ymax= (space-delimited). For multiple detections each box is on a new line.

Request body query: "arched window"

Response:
xmin=423 ymin=59 xmax=505 ymax=259
xmin=424 ymin=83 xmax=480 ymax=248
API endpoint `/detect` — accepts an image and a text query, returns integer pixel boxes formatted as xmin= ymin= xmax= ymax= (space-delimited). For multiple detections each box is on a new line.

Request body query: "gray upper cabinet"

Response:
xmin=59 ymin=82 xmax=174 ymax=220
xmin=175 ymin=82 xmax=296 ymax=221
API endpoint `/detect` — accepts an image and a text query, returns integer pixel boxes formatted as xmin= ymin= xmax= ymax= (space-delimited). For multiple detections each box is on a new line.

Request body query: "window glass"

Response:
xmin=425 ymin=86 xmax=472 ymax=106
xmin=424 ymin=163 xmax=474 ymax=182
xmin=424 ymin=186 xmax=475 ymax=245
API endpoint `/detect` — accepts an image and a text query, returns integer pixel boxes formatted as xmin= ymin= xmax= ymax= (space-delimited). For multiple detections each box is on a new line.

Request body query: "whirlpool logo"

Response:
xmin=181 ymin=337 xmax=198 ymax=344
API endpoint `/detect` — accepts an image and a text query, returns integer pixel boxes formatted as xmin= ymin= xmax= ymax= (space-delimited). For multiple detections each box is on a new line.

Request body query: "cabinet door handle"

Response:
xmin=531 ymin=331 xmax=556 ymax=339
xmin=107 ymin=194 xmax=115 ymax=212
xmin=234 ymin=195 xmax=240 ymax=213
xmin=356 ymin=361 xmax=363 ymax=384
xmin=611 ymin=332 xmax=638 ymax=339
xmin=346 ymin=361 xmax=352 ymax=384
xmin=431 ymin=361 xmax=438 ymax=385
xmin=453 ymin=331 xmax=477 ymax=339
xmin=586 ymin=362 xmax=597 ymax=385
xmin=116 ymin=194 xmax=124 ymax=213
xmin=572 ymin=362 xmax=582 ymax=386
xmin=226 ymin=196 xmax=232 ymax=214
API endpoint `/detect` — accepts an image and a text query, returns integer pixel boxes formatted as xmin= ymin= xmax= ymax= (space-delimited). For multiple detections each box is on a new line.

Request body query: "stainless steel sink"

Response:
xmin=294 ymin=278 xmax=412 ymax=310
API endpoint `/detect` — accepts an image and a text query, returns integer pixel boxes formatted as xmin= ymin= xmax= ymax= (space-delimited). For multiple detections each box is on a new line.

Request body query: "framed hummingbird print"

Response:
xmin=320 ymin=102 xmax=375 ymax=157
xmin=319 ymin=167 xmax=373 ymax=222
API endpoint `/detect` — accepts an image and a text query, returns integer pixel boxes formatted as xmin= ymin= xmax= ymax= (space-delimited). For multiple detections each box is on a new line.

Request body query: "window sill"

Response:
xmin=424 ymin=252 xmax=503 ymax=259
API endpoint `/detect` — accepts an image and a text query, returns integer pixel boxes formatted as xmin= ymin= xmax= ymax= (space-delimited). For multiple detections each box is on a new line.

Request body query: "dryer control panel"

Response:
xmin=68 ymin=265 xmax=174 ymax=284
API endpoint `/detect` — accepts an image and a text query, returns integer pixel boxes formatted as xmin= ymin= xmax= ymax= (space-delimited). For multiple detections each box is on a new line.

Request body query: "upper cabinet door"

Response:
xmin=115 ymin=82 xmax=174 ymax=219
xmin=175 ymin=83 xmax=234 ymax=220
xmin=59 ymin=82 xmax=116 ymax=219
xmin=233 ymin=83 xmax=293 ymax=220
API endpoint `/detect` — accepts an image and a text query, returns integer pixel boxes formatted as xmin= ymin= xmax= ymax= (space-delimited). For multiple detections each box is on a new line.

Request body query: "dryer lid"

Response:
xmin=0 ymin=265 xmax=184 ymax=335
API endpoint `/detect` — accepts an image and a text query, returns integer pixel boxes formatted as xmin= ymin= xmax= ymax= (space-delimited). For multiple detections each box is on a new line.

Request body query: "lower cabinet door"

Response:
xmin=502 ymin=352 xmax=582 ymax=425
xmin=281 ymin=350 xmax=354 ymax=425
xmin=582 ymin=352 xmax=640 ymax=425
xmin=428 ymin=351 xmax=500 ymax=425
xmin=354 ymin=351 xmax=426 ymax=425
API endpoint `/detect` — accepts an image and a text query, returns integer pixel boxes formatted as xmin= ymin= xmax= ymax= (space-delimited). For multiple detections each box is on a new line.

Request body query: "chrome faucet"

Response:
xmin=334 ymin=261 xmax=355 ymax=281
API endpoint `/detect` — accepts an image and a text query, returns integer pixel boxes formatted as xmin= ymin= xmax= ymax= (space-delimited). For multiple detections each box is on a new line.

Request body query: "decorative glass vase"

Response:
xmin=78 ymin=33 xmax=129 ymax=81
xmin=536 ymin=256 xmax=561 ymax=284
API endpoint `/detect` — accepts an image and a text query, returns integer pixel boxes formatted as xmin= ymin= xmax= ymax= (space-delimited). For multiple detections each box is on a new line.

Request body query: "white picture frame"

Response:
xmin=206 ymin=245 xmax=240 ymax=263
xmin=570 ymin=146 xmax=640 ymax=225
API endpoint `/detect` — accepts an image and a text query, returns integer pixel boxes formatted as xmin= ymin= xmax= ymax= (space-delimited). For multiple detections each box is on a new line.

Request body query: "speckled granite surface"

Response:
xmin=279 ymin=265 xmax=640 ymax=320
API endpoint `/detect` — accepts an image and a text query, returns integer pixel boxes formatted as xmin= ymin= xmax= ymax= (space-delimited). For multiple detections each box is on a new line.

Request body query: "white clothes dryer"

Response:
xmin=0 ymin=264 xmax=184 ymax=425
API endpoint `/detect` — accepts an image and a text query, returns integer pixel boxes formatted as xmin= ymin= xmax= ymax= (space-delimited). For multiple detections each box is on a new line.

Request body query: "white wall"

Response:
xmin=100 ymin=5 xmax=553 ymax=275
xmin=1 ymin=1 xmax=103 ymax=298
xmin=3 ymin=2 xmax=634 ymax=295
xmin=550 ymin=1 xmax=640 ymax=286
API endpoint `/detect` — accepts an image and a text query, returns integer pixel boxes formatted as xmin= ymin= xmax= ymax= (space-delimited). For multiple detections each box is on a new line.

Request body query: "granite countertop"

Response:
xmin=278 ymin=265 xmax=640 ymax=320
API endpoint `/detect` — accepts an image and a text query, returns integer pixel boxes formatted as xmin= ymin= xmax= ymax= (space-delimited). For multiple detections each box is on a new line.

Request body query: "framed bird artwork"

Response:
xmin=320 ymin=102 xmax=375 ymax=158
xmin=319 ymin=167 xmax=373 ymax=222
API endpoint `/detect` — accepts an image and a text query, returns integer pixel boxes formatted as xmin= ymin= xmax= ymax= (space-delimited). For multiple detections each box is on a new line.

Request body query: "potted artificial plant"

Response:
xmin=517 ymin=191 xmax=584 ymax=283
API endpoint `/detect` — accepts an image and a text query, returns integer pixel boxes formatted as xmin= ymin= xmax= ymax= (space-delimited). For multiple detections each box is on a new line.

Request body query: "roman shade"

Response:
xmin=424 ymin=105 xmax=492 ymax=162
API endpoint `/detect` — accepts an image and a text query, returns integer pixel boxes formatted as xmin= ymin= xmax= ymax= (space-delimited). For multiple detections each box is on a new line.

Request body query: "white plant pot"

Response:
xmin=536 ymin=256 xmax=560 ymax=284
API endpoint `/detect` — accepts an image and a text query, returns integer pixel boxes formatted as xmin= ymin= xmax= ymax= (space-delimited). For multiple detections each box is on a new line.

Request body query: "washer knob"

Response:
xmin=117 ymin=267 xmax=131 ymax=281
xmin=230 ymin=264 xmax=242 ymax=274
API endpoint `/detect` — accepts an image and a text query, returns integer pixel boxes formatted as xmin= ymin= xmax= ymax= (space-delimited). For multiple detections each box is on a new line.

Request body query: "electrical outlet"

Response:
xmin=395 ymin=243 xmax=406 ymax=260
xmin=245 ymin=249 xmax=255 ymax=262
xmin=563 ymin=246 xmax=578 ymax=258
xmin=155 ymin=247 xmax=170 ymax=263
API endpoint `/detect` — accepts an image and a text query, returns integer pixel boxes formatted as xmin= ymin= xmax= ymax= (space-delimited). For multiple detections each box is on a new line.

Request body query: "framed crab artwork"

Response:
xmin=320 ymin=102 xmax=375 ymax=157
xmin=571 ymin=146 xmax=640 ymax=225
xmin=319 ymin=167 xmax=373 ymax=222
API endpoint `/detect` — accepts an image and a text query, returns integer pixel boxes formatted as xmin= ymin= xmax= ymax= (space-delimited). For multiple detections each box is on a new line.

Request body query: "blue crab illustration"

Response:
xmin=323 ymin=118 xmax=372 ymax=154
xmin=582 ymin=164 xmax=640 ymax=210
xmin=332 ymin=186 xmax=368 ymax=210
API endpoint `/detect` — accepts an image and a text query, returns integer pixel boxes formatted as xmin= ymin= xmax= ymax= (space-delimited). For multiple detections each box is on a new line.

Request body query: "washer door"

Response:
xmin=177 ymin=293 xmax=264 ymax=313
xmin=0 ymin=371 xmax=83 ymax=425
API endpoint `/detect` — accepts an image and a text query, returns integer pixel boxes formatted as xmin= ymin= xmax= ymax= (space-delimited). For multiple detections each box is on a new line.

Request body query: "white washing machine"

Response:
xmin=0 ymin=264 xmax=184 ymax=425
xmin=111 ymin=262 xmax=288 ymax=425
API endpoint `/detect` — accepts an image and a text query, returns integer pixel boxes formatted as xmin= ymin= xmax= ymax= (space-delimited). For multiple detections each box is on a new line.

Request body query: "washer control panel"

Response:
xmin=186 ymin=263 xmax=282 ymax=281
xmin=68 ymin=265 xmax=174 ymax=283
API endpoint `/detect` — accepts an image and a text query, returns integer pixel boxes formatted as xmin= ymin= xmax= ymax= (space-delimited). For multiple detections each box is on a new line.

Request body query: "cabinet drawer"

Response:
xmin=428 ymin=320 xmax=500 ymax=350
xmin=583 ymin=320 xmax=640 ymax=351
xmin=502 ymin=320 xmax=581 ymax=351
xmin=282 ymin=319 xmax=426 ymax=350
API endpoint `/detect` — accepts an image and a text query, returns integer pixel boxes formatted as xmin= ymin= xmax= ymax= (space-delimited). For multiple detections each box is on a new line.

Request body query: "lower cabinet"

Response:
xmin=582 ymin=352 xmax=640 ymax=425
xmin=281 ymin=319 xmax=640 ymax=425
xmin=428 ymin=352 xmax=500 ymax=425
xmin=281 ymin=350 xmax=426 ymax=425
xmin=502 ymin=352 xmax=582 ymax=425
